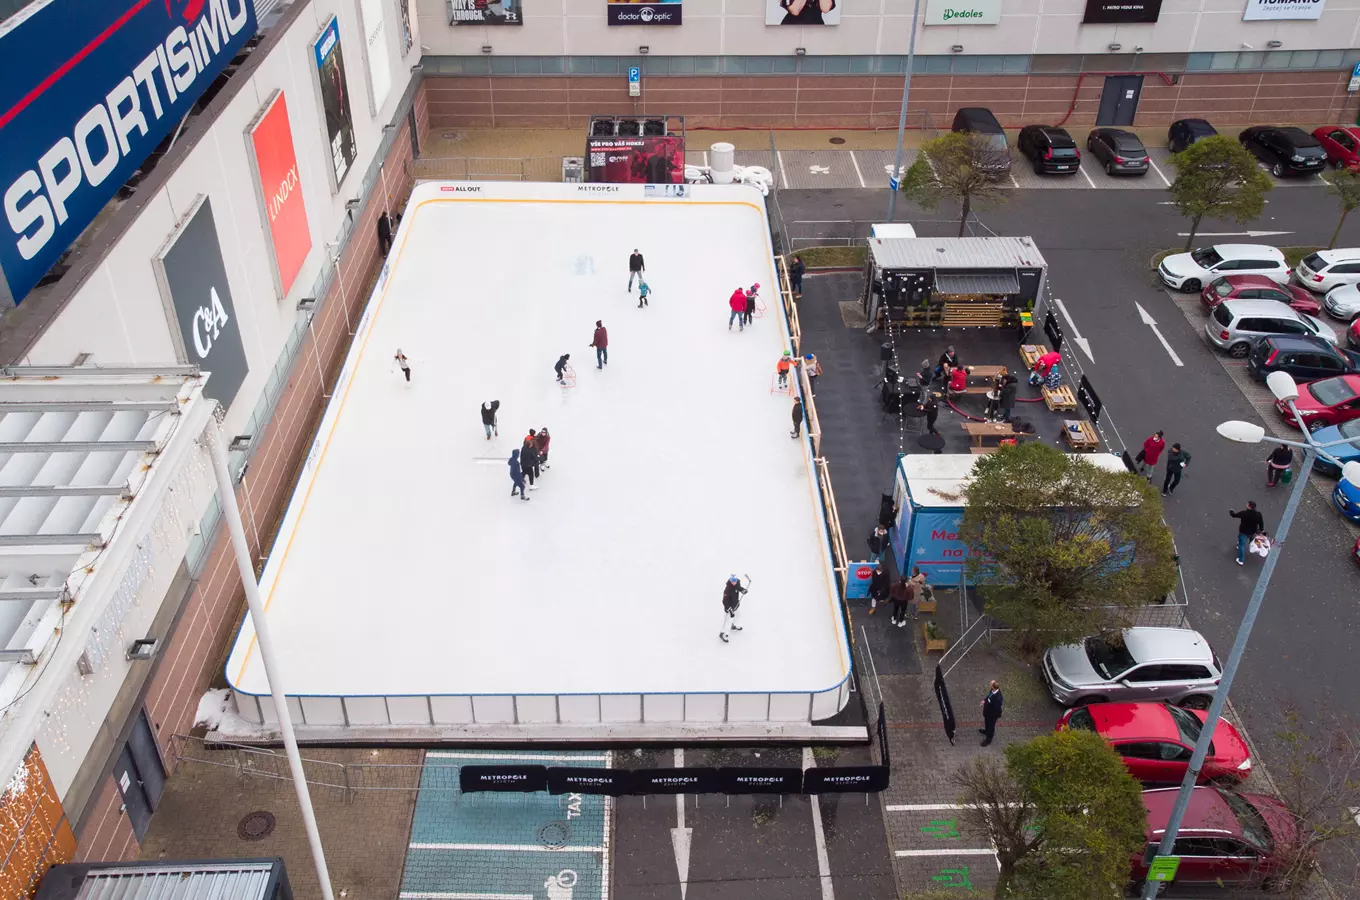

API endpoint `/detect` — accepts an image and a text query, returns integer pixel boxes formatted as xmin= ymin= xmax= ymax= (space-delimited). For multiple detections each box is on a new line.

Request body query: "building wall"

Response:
xmin=0 ymin=747 xmax=75 ymax=900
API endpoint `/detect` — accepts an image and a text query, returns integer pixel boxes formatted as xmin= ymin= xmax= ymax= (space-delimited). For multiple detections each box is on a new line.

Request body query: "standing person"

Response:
xmin=744 ymin=283 xmax=760 ymax=326
xmin=789 ymin=255 xmax=805 ymax=297
xmin=1162 ymin=443 xmax=1191 ymax=496
xmin=909 ymin=565 xmax=929 ymax=619
xmin=889 ymin=575 xmax=912 ymax=627
xmin=868 ymin=524 xmax=889 ymax=563
xmin=1230 ymin=501 xmax=1265 ymax=566
xmin=867 ymin=561 xmax=889 ymax=616
xmin=508 ymin=449 xmax=529 ymax=501
xmin=922 ymin=392 xmax=940 ymax=435
xmin=979 ymin=680 xmax=1004 ymax=747
xmin=802 ymin=353 xmax=822 ymax=396
xmin=918 ymin=358 xmax=934 ymax=386
xmin=878 ymin=494 xmax=899 ymax=534
xmin=1137 ymin=430 xmax=1166 ymax=481
xmin=791 ymin=396 xmax=804 ymax=438
xmin=534 ymin=427 xmax=551 ymax=470
xmin=590 ymin=321 xmax=609 ymax=369
xmin=480 ymin=400 xmax=500 ymax=440
xmin=984 ymin=371 xmax=1006 ymax=421
xmin=935 ymin=346 xmax=961 ymax=382
xmin=776 ymin=351 xmax=794 ymax=389
xmin=1266 ymin=444 xmax=1293 ymax=487
xmin=377 ymin=210 xmax=392 ymax=256
xmin=394 ymin=349 xmax=411 ymax=383
xmin=628 ymin=249 xmax=645 ymax=292
xmin=555 ymin=354 xmax=571 ymax=384
xmin=718 ymin=575 xmax=747 ymax=643
xmin=728 ymin=288 xmax=747 ymax=331
xmin=520 ymin=431 xmax=541 ymax=489
xmin=637 ymin=280 xmax=651 ymax=309
xmin=998 ymin=376 xmax=1018 ymax=424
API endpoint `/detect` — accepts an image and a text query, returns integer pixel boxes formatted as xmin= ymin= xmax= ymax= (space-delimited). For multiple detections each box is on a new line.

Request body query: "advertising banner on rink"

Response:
xmin=449 ymin=0 xmax=523 ymax=23
xmin=586 ymin=136 xmax=685 ymax=183
xmin=246 ymin=90 xmax=310 ymax=298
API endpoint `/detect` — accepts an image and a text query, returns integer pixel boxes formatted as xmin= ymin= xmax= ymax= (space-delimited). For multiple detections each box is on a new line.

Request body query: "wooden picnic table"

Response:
xmin=961 ymin=421 xmax=1019 ymax=447
xmin=968 ymin=365 xmax=1008 ymax=379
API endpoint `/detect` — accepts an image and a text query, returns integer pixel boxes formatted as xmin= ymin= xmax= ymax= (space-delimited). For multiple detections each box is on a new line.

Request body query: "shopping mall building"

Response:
xmin=0 ymin=0 xmax=1355 ymax=892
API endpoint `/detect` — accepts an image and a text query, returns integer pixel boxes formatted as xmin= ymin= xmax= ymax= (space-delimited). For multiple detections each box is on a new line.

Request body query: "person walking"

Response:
xmin=1162 ymin=443 xmax=1191 ymax=496
xmin=889 ymin=575 xmax=912 ymax=627
xmin=776 ymin=350 xmax=794 ymax=389
xmin=637 ymin=280 xmax=651 ymax=308
xmin=922 ymin=392 xmax=940 ymax=435
xmin=909 ymin=565 xmax=930 ymax=619
xmin=520 ymin=431 xmax=541 ymax=489
xmin=590 ymin=321 xmax=609 ymax=369
xmin=555 ymin=353 xmax=571 ymax=384
xmin=789 ymin=255 xmax=805 ymax=297
xmin=878 ymin=494 xmax=899 ymax=534
xmin=534 ymin=427 xmax=551 ymax=470
xmin=1266 ymin=444 xmax=1293 ymax=487
xmin=979 ymin=680 xmax=1004 ymax=747
xmin=508 ymin=449 xmax=529 ymax=501
xmin=728 ymin=288 xmax=747 ymax=331
xmin=377 ymin=210 xmax=392 ymax=256
xmin=791 ymin=396 xmax=804 ymax=438
xmin=744 ymin=284 xmax=759 ymax=326
xmin=802 ymin=353 xmax=822 ymax=396
xmin=998 ymin=375 xmax=1018 ymax=423
xmin=480 ymin=400 xmax=500 ymax=440
xmin=1137 ymin=430 xmax=1166 ymax=481
xmin=628 ymin=249 xmax=645 ymax=292
xmin=394 ymin=349 xmax=411 ymax=383
xmin=868 ymin=524 xmax=889 ymax=563
xmin=1230 ymin=501 xmax=1265 ymax=566
xmin=718 ymin=575 xmax=747 ymax=643
xmin=867 ymin=561 xmax=889 ymax=616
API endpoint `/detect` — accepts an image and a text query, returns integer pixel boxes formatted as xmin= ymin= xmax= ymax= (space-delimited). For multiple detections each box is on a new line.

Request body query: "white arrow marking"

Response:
xmin=809 ymin=165 xmax=831 ymax=175
xmin=672 ymin=748 xmax=691 ymax=900
xmin=1052 ymin=298 xmax=1094 ymax=363
xmin=1174 ymin=230 xmax=1294 ymax=237
xmin=804 ymin=747 xmax=837 ymax=900
xmin=1136 ymin=302 xmax=1184 ymax=367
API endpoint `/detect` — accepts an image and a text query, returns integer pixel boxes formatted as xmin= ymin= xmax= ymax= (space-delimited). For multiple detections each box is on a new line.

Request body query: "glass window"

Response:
xmin=594 ymin=57 xmax=620 ymax=74
xmin=1030 ymin=54 xmax=1081 ymax=73
xmin=1003 ymin=54 xmax=1029 ymax=73
xmin=1263 ymin=50 xmax=1292 ymax=69
xmin=877 ymin=56 xmax=903 ymax=73
xmin=823 ymin=56 xmax=850 ymax=73
xmin=912 ymin=55 xmax=930 ymax=73
xmin=467 ymin=57 xmax=492 ymax=74
xmin=952 ymin=55 xmax=979 ymax=73
xmin=1186 ymin=52 xmax=1213 ymax=71
xmin=671 ymin=56 xmax=695 ymax=74
xmin=773 ymin=56 xmax=797 ymax=73
xmin=1237 ymin=50 xmax=1265 ymax=69
xmin=1220 ymin=791 xmax=1274 ymax=851
xmin=1124 ymin=665 xmax=1168 ymax=683
xmin=695 ymin=56 xmax=719 ymax=74
xmin=1317 ymin=49 xmax=1344 ymax=68
xmin=1344 ymin=48 xmax=1360 ymax=68
xmin=569 ymin=57 xmax=592 ymax=74
xmin=542 ymin=56 xmax=565 ymax=74
xmin=1310 ymin=376 xmax=1358 ymax=406
xmin=850 ymin=56 xmax=874 ymax=73
xmin=642 ymin=57 xmax=667 ymax=74
xmin=799 ymin=56 xmax=825 ymax=73
xmin=745 ymin=57 xmax=771 ymax=73
xmin=1209 ymin=51 xmax=1238 ymax=70
xmin=1085 ymin=636 xmax=1136 ymax=679
xmin=1290 ymin=49 xmax=1319 ymax=68
xmin=514 ymin=57 xmax=541 ymax=74
xmin=722 ymin=56 xmax=744 ymax=73
xmin=1116 ymin=742 xmax=1163 ymax=759
xmin=924 ymin=55 xmax=952 ymax=74
xmin=491 ymin=56 xmax=516 ymax=74
xmin=1158 ymin=742 xmax=1191 ymax=761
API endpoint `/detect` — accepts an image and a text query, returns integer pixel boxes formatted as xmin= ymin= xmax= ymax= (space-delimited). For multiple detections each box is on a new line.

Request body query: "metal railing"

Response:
xmin=409 ymin=156 xmax=564 ymax=182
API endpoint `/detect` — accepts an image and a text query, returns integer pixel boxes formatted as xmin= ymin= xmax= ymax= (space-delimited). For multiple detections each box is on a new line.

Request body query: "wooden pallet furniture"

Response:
xmin=1063 ymin=419 xmax=1100 ymax=452
xmin=1043 ymin=384 xmax=1077 ymax=411
xmin=961 ymin=421 xmax=1020 ymax=447
xmin=1020 ymin=343 xmax=1049 ymax=370
xmin=940 ymin=303 xmax=1006 ymax=328
xmin=971 ymin=446 xmax=1000 ymax=455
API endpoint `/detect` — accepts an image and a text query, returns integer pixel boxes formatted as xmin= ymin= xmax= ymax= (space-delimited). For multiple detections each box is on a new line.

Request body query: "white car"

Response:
xmin=1158 ymin=244 xmax=1290 ymax=294
xmin=1324 ymin=283 xmax=1360 ymax=321
xmin=1296 ymin=249 xmax=1360 ymax=294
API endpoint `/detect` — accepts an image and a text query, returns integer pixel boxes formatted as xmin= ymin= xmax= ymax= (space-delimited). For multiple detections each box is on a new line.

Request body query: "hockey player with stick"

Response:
xmin=719 ymin=575 xmax=749 ymax=643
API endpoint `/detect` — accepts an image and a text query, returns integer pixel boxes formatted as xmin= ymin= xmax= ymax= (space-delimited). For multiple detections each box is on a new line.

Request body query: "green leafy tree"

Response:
xmin=1168 ymin=135 xmax=1273 ymax=251
xmin=959 ymin=442 xmax=1178 ymax=658
xmin=1323 ymin=167 xmax=1360 ymax=250
xmin=900 ymin=132 xmax=1011 ymax=237
xmin=955 ymin=728 xmax=1147 ymax=900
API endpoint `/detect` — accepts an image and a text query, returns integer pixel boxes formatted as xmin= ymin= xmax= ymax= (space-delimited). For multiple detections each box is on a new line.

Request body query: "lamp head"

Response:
xmin=1267 ymin=370 xmax=1299 ymax=403
xmin=1216 ymin=420 xmax=1266 ymax=444
xmin=1343 ymin=461 xmax=1360 ymax=489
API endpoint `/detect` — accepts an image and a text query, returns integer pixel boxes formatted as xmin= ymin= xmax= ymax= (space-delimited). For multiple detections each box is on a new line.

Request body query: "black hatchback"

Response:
xmin=1239 ymin=126 xmax=1327 ymax=178
xmin=1017 ymin=125 xmax=1081 ymax=175
xmin=1169 ymin=118 xmax=1218 ymax=153
xmin=1086 ymin=128 xmax=1150 ymax=176
xmin=1246 ymin=334 xmax=1360 ymax=382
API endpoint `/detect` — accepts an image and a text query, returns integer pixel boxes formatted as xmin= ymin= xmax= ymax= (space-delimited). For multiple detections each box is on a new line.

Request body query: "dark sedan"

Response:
xmin=1017 ymin=125 xmax=1082 ymax=175
xmin=1169 ymin=118 xmax=1218 ymax=153
xmin=1240 ymin=125 xmax=1327 ymax=177
xmin=1087 ymin=128 xmax=1150 ymax=176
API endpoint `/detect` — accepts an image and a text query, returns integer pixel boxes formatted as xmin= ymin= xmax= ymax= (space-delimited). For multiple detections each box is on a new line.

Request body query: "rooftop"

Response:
xmin=867 ymin=235 xmax=1047 ymax=271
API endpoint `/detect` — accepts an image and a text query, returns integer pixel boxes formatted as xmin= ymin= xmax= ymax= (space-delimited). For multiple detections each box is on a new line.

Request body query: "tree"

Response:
xmin=959 ymin=442 xmax=1178 ymax=658
xmin=1168 ymin=135 xmax=1273 ymax=251
xmin=900 ymin=132 xmax=1011 ymax=237
xmin=1323 ymin=167 xmax=1360 ymax=250
xmin=955 ymin=728 xmax=1147 ymax=900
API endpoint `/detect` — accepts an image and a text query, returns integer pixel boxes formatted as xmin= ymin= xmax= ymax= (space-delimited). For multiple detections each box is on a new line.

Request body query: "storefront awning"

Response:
xmin=934 ymin=272 xmax=1020 ymax=295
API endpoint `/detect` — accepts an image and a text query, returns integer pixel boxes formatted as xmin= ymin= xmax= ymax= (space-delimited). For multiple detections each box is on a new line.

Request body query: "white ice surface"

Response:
xmin=226 ymin=182 xmax=849 ymax=700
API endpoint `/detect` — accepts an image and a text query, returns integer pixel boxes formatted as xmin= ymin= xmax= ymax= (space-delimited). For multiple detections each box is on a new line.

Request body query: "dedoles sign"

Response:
xmin=0 ymin=0 xmax=259 ymax=305
xmin=924 ymin=0 xmax=1001 ymax=24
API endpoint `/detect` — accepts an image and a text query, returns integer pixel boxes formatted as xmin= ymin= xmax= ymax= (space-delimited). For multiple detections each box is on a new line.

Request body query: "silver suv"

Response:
xmin=1206 ymin=298 xmax=1336 ymax=358
xmin=1042 ymin=627 xmax=1221 ymax=709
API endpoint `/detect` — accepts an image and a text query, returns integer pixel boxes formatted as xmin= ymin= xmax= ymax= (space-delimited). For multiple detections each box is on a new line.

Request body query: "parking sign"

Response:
xmin=628 ymin=66 xmax=641 ymax=83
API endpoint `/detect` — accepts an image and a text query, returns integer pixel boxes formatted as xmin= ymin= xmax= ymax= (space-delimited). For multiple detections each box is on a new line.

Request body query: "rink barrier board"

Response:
xmin=459 ymin=764 xmax=889 ymax=795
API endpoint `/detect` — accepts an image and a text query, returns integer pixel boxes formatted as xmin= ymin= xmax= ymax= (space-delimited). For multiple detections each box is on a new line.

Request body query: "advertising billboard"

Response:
xmin=1082 ymin=0 xmax=1162 ymax=22
xmin=1242 ymin=0 xmax=1323 ymax=19
xmin=246 ymin=90 xmax=310 ymax=298
xmin=766 ymin=0 xmax=840 ymax=24
xmin=0 ymin=0 xmax=258 ymax=305
xmin=586 ymin=136 xmax=685 ymax=183
xmin=312 ymin=16 xmax=358 ymax=190
xmin=154 ymin=197 xmax=249 ymax=409
xmin=396 ymin=0 xmax=415 ymax=51
xmin=925 ymin=0 xmax=1001 ymax=23
xmin=357 ymin=0 xmax=392 ymax=114
xmin=450 ymin=0 xmax=524 ymax=23
xmin=608 ymin=0 xmax=681 ymax=25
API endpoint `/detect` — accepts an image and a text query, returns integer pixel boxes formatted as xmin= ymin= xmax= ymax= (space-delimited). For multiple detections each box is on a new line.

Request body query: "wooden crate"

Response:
xmin=1043 ymin=384 xmax=1077 ymax=411
xmin=1020 ymin=343 xmax=1049 ymax=369
xmin=1063 ymin=419 xmax=1100 ymax=452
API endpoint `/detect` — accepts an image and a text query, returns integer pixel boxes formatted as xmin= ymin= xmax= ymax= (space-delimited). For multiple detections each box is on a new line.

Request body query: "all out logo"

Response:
xmin=191 ymin=287 xmax=231 ymax=359
xmin=266 ymin=164 xmax=300 ymax=223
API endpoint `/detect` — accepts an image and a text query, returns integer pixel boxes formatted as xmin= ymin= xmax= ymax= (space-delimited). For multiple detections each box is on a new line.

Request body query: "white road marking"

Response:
xmin=1135 ymin=302 xmax=1185 ymax=367
xmin=809 ymin=165 xmax=832 ymax=175
xmin=804 ymin=747 xmax=837 ymax=900
xmin=1052 ymin=297 xmax=1094 ymax=363
xmin=1148 ymin=156 xmax=1172 ymax=187
xmin=850 ymin=151 xmax=866 ymax=188
xmin=777 ymin=150 xmax=789 ymax=188
xmin=426 ymin=752 xmax=610 ymax=761
xmin=896 ymin=849 xmax=999 ymax=857
xmin=1009 ymin=171 xmax=1020 ymax=189
xmin=409 ymin=844 xmax=606 ymax=853
xmin=673 ymin=748 xmax=692 ymax=900
xmin=1079 ymin=164 xmax=1097 ymax=189
xmin=1174 ymin=230 xmax=1293 ymax=238
xmin=886 ymin=803 xmax=1023 ymax=811
xmin=1158 ymin=200 xmax=1269 ymax=204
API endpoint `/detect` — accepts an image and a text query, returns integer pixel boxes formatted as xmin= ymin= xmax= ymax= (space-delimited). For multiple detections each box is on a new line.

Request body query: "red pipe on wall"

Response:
xmin=1054 ymin=71 xmax=1177 ymax=128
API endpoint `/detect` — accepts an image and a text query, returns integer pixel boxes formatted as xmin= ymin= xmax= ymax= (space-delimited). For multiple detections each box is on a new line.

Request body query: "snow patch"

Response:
xmin=194 ymin=688 xmax=231 ymax=730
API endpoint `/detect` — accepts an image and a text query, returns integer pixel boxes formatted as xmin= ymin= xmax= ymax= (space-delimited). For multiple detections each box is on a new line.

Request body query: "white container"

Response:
xmin=710 ymin=141 xmax=736 ymax=185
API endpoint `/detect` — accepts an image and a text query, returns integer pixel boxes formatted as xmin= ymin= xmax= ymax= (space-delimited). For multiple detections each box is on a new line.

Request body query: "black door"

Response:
xmin=1096 ymin=75 xmax=1144 ymax=126
xmin=407 ymin=104 xmax=421 ymax=158
xmin=114 ymin=710 xmax=165 ymax=840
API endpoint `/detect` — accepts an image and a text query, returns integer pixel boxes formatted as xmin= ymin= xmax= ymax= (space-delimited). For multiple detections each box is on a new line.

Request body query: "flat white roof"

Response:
xmin=226 ymin=181 xmax=849 ymax=700
xmin=900 ymin=452 xmax=1126 ymax=508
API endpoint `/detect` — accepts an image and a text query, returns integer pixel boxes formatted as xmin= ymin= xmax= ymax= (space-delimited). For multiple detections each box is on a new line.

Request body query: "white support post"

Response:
xmin=206 ymin=422 xmax=336 ymax=900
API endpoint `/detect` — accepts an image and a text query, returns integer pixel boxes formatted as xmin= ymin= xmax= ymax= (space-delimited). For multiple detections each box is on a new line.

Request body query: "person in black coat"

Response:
xmin=480 ymin=400 xmax=500 ymax=440
xmin=789 ymin=255 xmax=805 ymax=296
xmin=868 ymin=525 xmax=889 ymax=563
xmin=377 ymin=210 xmax=392 ymax=255
xmin=922 ymin=392 xmax=940 ymax=435
xmin=1230 ymin=501 xmax=1265 ymax=566
xmin=980 ymin=680 xmax=1004 ymax=746
xmin=934 ymin=346 xmax=961 ymax=382
xmin=719 ymin=575 xmax=747 ymax=643
xmin=998 ymin=376 xmax=1018 ymax=423
xmin=877 ymin=493 xmax=898 ymax=533
xmin=520 ymin=432 xmax=541 ymax=489
xmin=867 ymin=562 xmax=889 ymax=616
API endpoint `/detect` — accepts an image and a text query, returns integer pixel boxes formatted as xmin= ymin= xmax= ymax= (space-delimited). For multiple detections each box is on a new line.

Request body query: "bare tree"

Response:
xmin=899 ymin=131 xmax=1012 ymax=237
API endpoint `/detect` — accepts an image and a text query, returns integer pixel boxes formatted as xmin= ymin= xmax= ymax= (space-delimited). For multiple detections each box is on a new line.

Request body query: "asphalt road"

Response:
xmin=778 ymin=180 xmax=1360 ymax=775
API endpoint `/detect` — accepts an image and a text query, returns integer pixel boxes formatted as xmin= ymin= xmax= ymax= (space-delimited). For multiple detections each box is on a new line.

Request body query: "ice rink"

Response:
xmin=225 ymin=181 xmax=850 ymax=730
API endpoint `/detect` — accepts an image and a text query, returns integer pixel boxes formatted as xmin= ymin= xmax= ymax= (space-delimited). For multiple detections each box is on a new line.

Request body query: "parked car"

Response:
xmin=1275 ymin=374 xmax=1360 ymax=431
xmin=1324 ymin=283 xmax=1360 ymax=321
xmin=1206 ymin=299 xmax=1336 ymax=358
xmin=1335 ymin=475 xmax=1360 ymax=523
xmin=1201 ymin=274 xmax=1320 ymax=315
xmin=1169 ymin=118 xmax=1219 ymax=153
xmin=1247 ymin=334 xmax=1360 ymax=381
xmin=1312 ymin=420 xmax=1360 ymax=477
xmin=1017 ymin=125 xmax=1081 ymax=175
xmin=1133 ymin=787 xmax=1295 ymax=888
xmin=1041 ymin=627 xmax=1222 ymax=709
xmin=1057 ymin=702 xmax=1251 ymax=784
xmin=1353 ymin=534 xmax=1360 ymax=567
xmin=1159 ymin=244 xmax=1290 ymax=293
xmin=1295 ymin=249 xmax=1360 ymax=294
xmin=1312 ymin=125 xmax=1360 ymax=170
xmin=951 ymin=107 xmax=1011 ymax=176
xmin=1352 ymin=317 xmax=1360 ymax=350
xmin=1086 ymin=128 xmax=1150 ymax=176
xmin=1240 ymin=125 xmax=1328 ymax=177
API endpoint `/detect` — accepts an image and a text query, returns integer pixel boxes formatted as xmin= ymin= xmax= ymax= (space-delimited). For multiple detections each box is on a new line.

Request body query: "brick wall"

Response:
xmin=72 ymin=118 xmax=418 ymax=866
xmin=424 ymin=70 xmax=1360 ymax=130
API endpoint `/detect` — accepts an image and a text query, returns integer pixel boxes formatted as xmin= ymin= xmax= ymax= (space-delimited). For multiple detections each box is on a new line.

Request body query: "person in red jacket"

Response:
xmin=948 ymin=365 xmax=970 ymax=395
xmin=1029 ymin=350 xmax=1061 ymax=386
xmin=534 ymin=427 xmax=551 ymax=470
xmin=728 ymin=288 xmax=747 ymax=331
xmin=590 ymin=320 xmax=608 ymax=369
xmin=1136 ymin=430 xmax=1166 ymax=481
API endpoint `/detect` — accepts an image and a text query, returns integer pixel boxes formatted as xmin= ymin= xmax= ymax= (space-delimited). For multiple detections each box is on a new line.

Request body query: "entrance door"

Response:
xmin=407 ymin=104 xmax=421 ymax=158
xmin=113 ymin=710 xmax=165 ymax=840
xmin=1096 ymin=75 xmax=1144 ymax=126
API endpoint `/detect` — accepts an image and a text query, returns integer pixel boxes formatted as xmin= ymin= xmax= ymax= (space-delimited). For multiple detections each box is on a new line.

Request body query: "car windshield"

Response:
xmin=1339 ymin=419 xmax=1360 ymax=439
xmin=1191 ymin=247 xmax=1223 ymax=268
xmin=1164 ymin=704 xmax=1214 ymax=754
xmin=1212 ymin=278 xmax=1234 ymax=297
xmin=1213 ymin=305 xmax=1233 ymax=326
xmin=982 ymin=134 xmax=1007 ymax=152
xmin=1067 ymin=709 xmax=1094 ymax=731
xmin=1310 ymin=377 xmax=1358 ymax=406
xmin=1221 ymin=791 xmax=1274 ymax=852
xmin=1302 ymin=253 xmax=1326 ymax=271
xmin=1295 ymin=145 xmax=1325 ymax=158
xmin=1085 ymin=636 xmax=1136 ymax=680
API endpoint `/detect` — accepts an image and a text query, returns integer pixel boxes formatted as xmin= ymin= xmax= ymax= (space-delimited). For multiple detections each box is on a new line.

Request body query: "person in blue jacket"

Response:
xmin=508 ymin=449 xmax=529 ymax=501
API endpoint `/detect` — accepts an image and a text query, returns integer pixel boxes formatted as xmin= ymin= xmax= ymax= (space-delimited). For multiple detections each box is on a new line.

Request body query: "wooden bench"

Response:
xmin=962 ymin=422 xmax=1020 ymax=446
xmin=1063 ymin=419 xmax=1100 ymax=452
xmin=941 ymin=303 xmax=1006 ymax=328
xmin=1020 ymin=343 xmax=1049 ymax=370
xmin=971 ymin=446 xmax=1000 ymax=455
xmin=1043 ymin=384 xmax=1078 ymax=412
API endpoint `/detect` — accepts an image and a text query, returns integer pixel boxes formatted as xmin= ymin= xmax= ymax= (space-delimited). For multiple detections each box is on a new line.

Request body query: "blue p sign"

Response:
xmin=628 ymin=66 xmax=641 ymax=83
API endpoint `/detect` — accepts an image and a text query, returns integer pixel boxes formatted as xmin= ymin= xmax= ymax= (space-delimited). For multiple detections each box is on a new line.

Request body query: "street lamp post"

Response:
xmin=1139 ymin=371 xmax=1360 ymax=899
xmin=885 ymin=0 xmax=923 ymax=223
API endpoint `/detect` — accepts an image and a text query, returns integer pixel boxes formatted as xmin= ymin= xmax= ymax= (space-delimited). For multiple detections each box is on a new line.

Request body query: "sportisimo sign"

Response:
xmin=924 ymin=0 xmax=1001 ymax=24
xmin=0 ymin=0 xmax=258 ymax=305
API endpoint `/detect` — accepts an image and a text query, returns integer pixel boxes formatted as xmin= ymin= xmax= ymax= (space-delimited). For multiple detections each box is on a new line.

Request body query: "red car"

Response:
xmin=1275 ymin=374 xmax=1360 ymax=431
xmin=1201 ymin=274 xmax=1321 ymax=315
xmin=1313 ymin=126 xmax=1360 ymax=171
xmin=1351 ymin=317 xmax=1360 ymax=350
xmin=1057 ymin=702 xmax=1251 ymax=783
xmin=1133 ymin=787 xmax=1295 ymax=887
xmin=1353 ymin=534 xmax=1360 ymax=567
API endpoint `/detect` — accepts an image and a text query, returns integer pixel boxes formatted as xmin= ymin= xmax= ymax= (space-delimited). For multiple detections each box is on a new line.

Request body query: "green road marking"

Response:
xmin=920 ymin=819 xmax=960 ymax=839
xmin=930 ymin=866 xmax=973 ymax=889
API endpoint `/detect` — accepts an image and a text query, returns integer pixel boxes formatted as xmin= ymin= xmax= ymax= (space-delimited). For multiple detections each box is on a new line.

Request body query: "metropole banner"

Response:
xmin=154 ymin=196 xmax=249 ymax=408
xmin=246 ymin=90 xmax=310 ymax=298
xmin=1243 ymin=0 xmax=1323 ymax=18
xmin=0 ymin=0 xmax=258 ymax=305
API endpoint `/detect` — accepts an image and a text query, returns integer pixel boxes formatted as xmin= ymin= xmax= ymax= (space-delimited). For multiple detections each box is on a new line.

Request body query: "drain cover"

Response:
xmin=538 ymin=821 xmax=571 ymax=849
xmin=441 ymin=131 xmax=465 ymax=141
xmin=829 ymin=136 xmax=846 ymax=145
xmin=238 ymin=811 xmax=276 ymax=841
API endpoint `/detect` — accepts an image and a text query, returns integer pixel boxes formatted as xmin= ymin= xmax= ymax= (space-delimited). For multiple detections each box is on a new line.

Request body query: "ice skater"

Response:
xmin=394 ymin=349 xmax=411 ymax=383
xmin=521 ymin=430 xmax=541 ymax=489
xmin=728 ymin=288 xmax=747 ymax=331
xmin=776 ymin=350 xmax=794 ymax=389
xmin=719 ymin=575 xmax=749 ymax=643
xmin=744 ymin=283 xmax=759 ymax=326
xmin=555 ymin=353 xmax=571 ymax=384
xmin=508 ymin=449 xmax=529 ymax=501
xmin=637 ymin=279 xmax=651 ymax=308
xmin=628 ymin=249 xmax=645 ymax=292
xmin=480 ymin=400 xmax=500 ymax=439
xmin=590 ymin=321 xmax=608 ymax=369
xmin=535 ymin=427 xmax=551 ymax=470
xmin=791 ymin=396 xmax=804 ymax=438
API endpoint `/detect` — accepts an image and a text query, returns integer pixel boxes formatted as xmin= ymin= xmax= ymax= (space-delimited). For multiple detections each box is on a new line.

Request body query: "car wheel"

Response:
xmin=1034 ymin=160 xmax=1043 ymax=176
xmin=1272 ymin=162 xmax=1285 ymax=177
xmin=1179 ymin=694 xmax=1213 ymax=710
xmin=1307 ymin=419 xmax=1327 ymax=433
xmin=1073 ymin=695 xmax=1107 ymax=707
xmin=1228 ymin=342 xmax=1251 ymax=359
xmin=1106 ymin=162 xmax=1115 ymax=176
xmin=1181 ymin=279 xmax=1201 ymax=293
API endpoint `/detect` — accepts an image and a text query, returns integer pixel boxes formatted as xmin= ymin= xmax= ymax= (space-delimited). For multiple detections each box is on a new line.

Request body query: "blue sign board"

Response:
xmin=1353 ymin=61 xmax=1360 ymax=78
xmin=0 ymin=0 xmax=259 ymax=304
xmin=628 ymin=66 xmax=641 ymax=83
